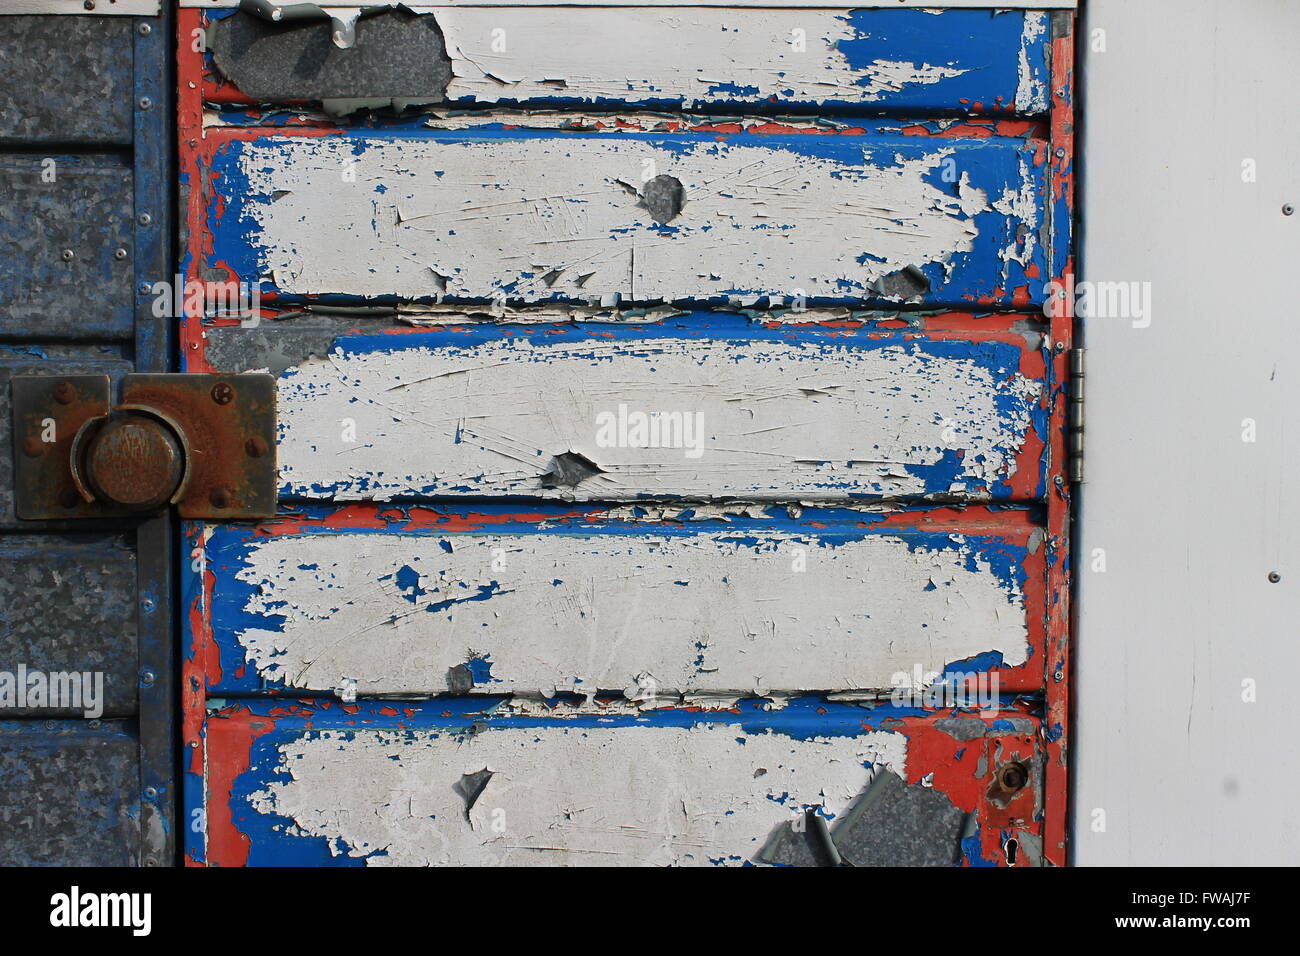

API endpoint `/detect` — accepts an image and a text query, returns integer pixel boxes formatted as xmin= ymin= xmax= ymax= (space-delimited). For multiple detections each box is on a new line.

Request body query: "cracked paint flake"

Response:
xmin=217 ymin=526 xmax=1031 ymax=696
xmin=273 ymin=329 xmax=1042 ymax=501
xmin=246 ymin=724 xmax=907 ymax=866
xmin=209 ymin=128 xmax=1048 ymax=305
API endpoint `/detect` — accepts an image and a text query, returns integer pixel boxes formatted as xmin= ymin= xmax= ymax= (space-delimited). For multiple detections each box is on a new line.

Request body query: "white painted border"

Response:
xmin=2 ymin=0 xmax=158 ymax=12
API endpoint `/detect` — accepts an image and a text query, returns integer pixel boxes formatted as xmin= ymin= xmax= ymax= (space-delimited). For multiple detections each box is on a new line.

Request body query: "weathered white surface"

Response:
xmin=275 ymin=335 xmax=1040 ymax=500
xmin=224 ymin=528 xmax=1030 ymax=695
xmin=1076 ymin=0 xmax=1300 ymax=865
xmin=225 ymin=134 xmax=1032 ymax=301
xmin=246 ymin=724 xmax=906 ymax=866
xmin=432 ymin=8 xmax=985 ymax=106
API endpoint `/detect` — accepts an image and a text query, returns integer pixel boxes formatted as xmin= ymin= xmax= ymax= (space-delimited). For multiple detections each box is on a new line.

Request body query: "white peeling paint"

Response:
xmin=229 ymin=135 xmax=1014 ymax=301
xmin=246 ymin=724 xmax=907 ymax=866
xmin=434 ymin=9 xmax=968 ymax=107
xmin=275 ymin=335 xmax=1040 ymax=500
xmin=1015 ymin=11 xmax=1049 ymax=113
xmin=227 ymin=528 xmax=1029 ymax=696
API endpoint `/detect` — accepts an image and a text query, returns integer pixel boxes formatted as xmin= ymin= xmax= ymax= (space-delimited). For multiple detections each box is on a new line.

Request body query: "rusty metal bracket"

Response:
xmin=12 ymin=373 xmax=276 ymax=520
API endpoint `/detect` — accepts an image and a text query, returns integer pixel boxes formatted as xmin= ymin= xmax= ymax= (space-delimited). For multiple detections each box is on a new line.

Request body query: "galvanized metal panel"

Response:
xmin=0 ymin=155 xmax=134 ymax=340
xmin=0 ymin=720 xmax=140 ymax=866
xmin=198 ymin=697 xmax=1042 ymax=866
xmin=203 ymin=7 xmax=1052 ymax=115
xmin=0 ymin=535 xmax=138 ymax=718
xmin=252 ymin=318 xmax=1047 ymax=503
xmin=0 ymin=16 xmax=134 ymax=143
xmin=198 ymin=504 xmax=1047 ymax=697
xmin=1075 ymin=0 xmax=1300 ymax=866
xmin=200 ymin=125 xmax=1050 ymax=308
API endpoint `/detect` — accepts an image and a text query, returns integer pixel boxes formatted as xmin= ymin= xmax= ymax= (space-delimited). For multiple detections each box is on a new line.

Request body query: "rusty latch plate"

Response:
xmin=11 ymin=373 xmax=277 ymax=520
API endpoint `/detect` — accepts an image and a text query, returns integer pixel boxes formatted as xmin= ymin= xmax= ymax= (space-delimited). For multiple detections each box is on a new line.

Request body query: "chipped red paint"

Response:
xmin=204 ymin=705 xmax=277 ymax=867
xmin=1042 ymin=16 xmax=1077 ymax=868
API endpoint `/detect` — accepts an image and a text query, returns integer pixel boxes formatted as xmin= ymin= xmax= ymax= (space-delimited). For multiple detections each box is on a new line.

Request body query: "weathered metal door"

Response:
xmin=180 ymin=1 xmax=1075 ymax=866
xmin=0 ymin=2 xmax=174 ymax=866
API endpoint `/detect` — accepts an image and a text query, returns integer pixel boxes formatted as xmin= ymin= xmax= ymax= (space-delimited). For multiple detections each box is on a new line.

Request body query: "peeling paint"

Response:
xmin=271 ymin=321 xmax=1044 ymax=501
xmin=210 ymin=520 xmax=1033 ymax=697
xmin=207 ymin=126 xmax=1049 ymax=306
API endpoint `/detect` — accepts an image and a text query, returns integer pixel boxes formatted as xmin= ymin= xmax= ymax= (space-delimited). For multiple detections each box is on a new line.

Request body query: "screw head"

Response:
xmin=1284 ymin=204 xmax=1295 ymax=216
xmin=142 ymin=597 xmax=156 ymax=613
xmin=1268 ymin=571 xmax=1281 ymax=583
xmin=53 ymin=382 xmax=75 ymax=404
xmin=143 ymin=787 xmax=158 ymax=800
xmin=138 ymin=23 xmax=152 ymax=37
xmin=210 ymin=382 xmax=235 ymax=405
xmin=138 ymin=97 xmax=152 ymax=111
xmin=209 ymin=487 xmax=232 ymax=509
xmin=60 ymin=249 xmax=74 ymax=262
xmin=140 ymin=670 xmax=156 ymax=688
xmin=138 ymin=213 xmax=152 ymax=226
xmin=114 ymin=248 xmax=128 ymax=260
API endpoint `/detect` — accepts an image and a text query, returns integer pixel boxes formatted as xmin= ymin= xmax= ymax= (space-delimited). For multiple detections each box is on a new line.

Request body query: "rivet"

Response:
xmin=53 ymin=382 xmax=75 ymax=404
xmin=142 ymin=597 xmax=156 ymax=613
xmin=138 ymin=23 xmax=153 ymax=37
xmin=138 ymin=213 xmax=152 ymax=226
xmin=1055 ymin=147 xmax=1066 ymax=158
xmin=1283 ymin=204 xmax=1295 ymax=217
xmin=210 ymin=382 xmax=235 ymax=405
xmin=1054 ymin=669 xmax=1064 ymax=682
xmin=141 ymin=670 xmax=156 ymax=687
xmin=139 ymin=97 xmax=153 ymax=111
xmin=139 ymin=281 xmax=152 ymax=295
xmin=1268 ymin=571 xmax=1281 ymax=583
xmin=144 ymin=787 xmax=158 ymax=800
xmin=60 ymin=249 xmax=74 ymax=262
xmin=210 ymin=487 xmax=232 ymax=509
xmin=245 ymin=435 xmax=269 ymax=458
xmin=1053 ymin=341 xmax=1066 ymax=353
xmin=83 ymin=0 xmax=94 ymax=9
xmin=1053 ymin=475 xmax=1064 ymax=486
xmin=114 ymin=248 xmax=128 ymax=260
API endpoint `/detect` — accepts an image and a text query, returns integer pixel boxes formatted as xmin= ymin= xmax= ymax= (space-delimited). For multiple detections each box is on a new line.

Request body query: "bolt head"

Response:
xmin=210 ymin=487 xmax=232 ymax=509
xmin=138 ymin=97 xmax=152 ymax=110
xmin=1268 ymin=571 xmax=1281 ymax=583
xmin=114 ymin=248 xmax=128 ymax=260
xmin=85 ymin=415 xmax=184 ymax=512
xmin=138 ymin=23 xmax=152 ymax=36
xmin=210 ymin=382 xmax=235 ymax=405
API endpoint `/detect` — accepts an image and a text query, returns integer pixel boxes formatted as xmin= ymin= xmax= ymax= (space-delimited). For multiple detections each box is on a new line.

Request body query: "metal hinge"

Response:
xmin=11 ymin=373 xmax=276 ymax=520
xmin=1067 ymin=347 xmax=1084 ymax=484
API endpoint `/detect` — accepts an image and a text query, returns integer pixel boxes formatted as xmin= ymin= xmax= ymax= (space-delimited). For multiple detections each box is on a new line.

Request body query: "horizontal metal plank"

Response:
xmin=201 ymin=125 xmax=1050 ymax=308
xmin=255 ymin=318 xmax=1047 ymax=502
xmin=0 ymin=536 xmax=138 ymax=718
xmin=203 ymin=7 xmax=1052 ymax=115
xmin=200 ymin=697 xmax=1042 ymax=866
xmin=0 ymin=155 xmax=134 ymax=339
xmin=1 ymin=2 xmax=158 ymax=16
xmin=0 ymin=720 xmax=140 ymax=866
xmin=199 ymin=504 xmax=1046 ymax=698
xmin=0 ymin=17 xmax=134 ymax=142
